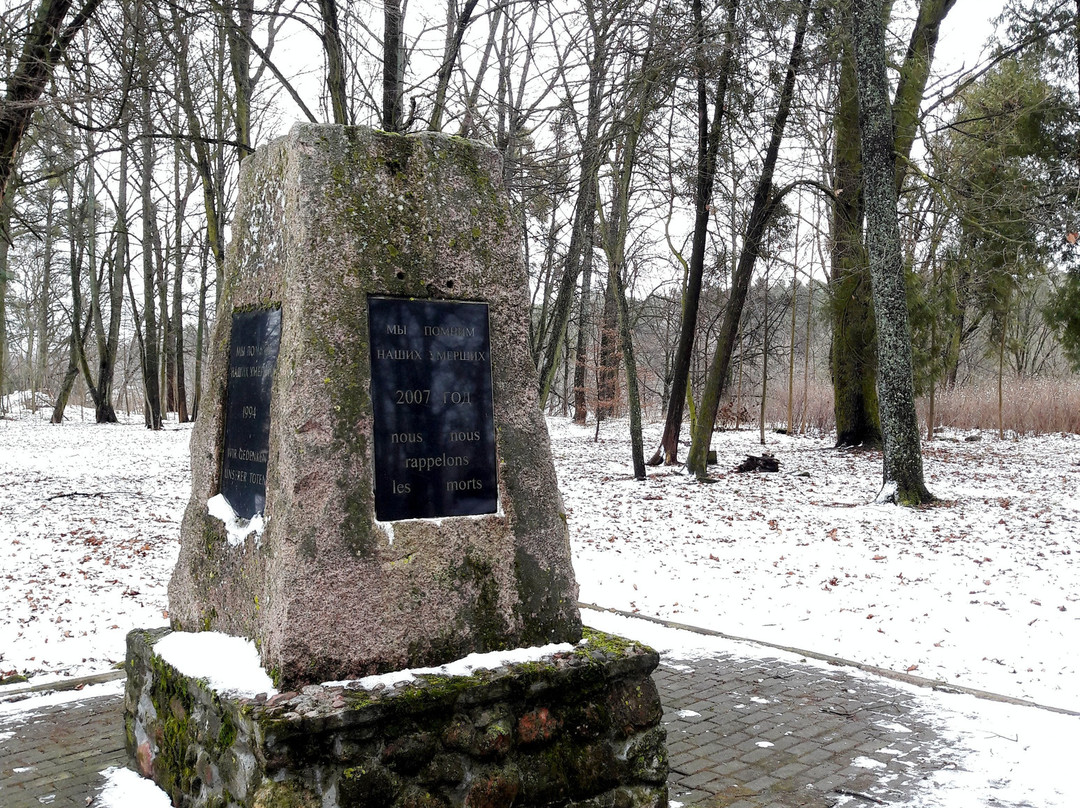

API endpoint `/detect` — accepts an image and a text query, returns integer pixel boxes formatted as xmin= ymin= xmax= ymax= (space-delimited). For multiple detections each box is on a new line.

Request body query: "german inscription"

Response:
xmin=222 ymin=308 xmax=282 ymax=520
xmin=368 ymin=297 xmax=497 ymax=521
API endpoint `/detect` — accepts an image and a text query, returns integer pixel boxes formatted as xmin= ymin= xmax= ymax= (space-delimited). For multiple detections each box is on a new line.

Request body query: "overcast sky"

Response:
xmin=936 ymin=0 xmax=1008 ymax=74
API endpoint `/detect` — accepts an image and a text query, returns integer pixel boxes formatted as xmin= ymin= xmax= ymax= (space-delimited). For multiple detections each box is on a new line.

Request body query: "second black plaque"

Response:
xmin=368 ymin=296 xmax=498 ymax=521
xmin=221 ymin=307 xmax=282 ymax=520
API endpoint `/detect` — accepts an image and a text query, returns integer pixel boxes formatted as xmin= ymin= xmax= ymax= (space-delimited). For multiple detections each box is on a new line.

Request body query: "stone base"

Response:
xmin=124 ymin=628 xmax=668 ymax=808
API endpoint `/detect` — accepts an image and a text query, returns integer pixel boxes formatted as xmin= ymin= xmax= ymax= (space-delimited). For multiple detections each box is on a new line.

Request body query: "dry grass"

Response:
xmin=924 ymin=379 xmax=1080 ymax=436
xmin=742 ymin=377 xmax=1080 ymax=437
xmin=741 ymin=379 xmax=841 ymax=437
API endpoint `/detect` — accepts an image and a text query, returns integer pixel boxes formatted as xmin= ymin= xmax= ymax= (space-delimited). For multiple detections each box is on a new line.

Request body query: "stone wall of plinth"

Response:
xmin=167 ymin=125 xmax=581 ymax=688
xmin=125 ymin=628 xmax=668 ymax=808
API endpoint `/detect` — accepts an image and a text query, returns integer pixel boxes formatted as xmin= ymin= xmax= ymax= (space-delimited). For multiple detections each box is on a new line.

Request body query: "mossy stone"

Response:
xmin=340 ymin=760 xmax=400 ymax=807
xmin=169 ymin=124 xmax=581 ymax=689
xmin=252 ymin=780 xmax=320 ymax=808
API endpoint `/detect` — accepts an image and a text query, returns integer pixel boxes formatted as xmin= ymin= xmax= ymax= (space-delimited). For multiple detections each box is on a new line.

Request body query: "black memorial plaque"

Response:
xmin=221 ymin=308 xmax=282 ymax=520
xmin=368 ymin=297 xmax=498 ymax=521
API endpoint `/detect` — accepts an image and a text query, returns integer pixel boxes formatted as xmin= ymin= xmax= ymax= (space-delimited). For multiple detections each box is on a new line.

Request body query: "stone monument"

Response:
xmin=126 ymin=124 xmax=666 ymax=807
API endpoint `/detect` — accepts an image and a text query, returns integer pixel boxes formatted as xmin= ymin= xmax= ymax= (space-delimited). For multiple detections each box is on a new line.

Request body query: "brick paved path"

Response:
xmin=657 ymin=655 xmax=945 ymax=807
xmin=0 ymin=655 xmax=950 ymax=808
xmin=0 ymin=690 xmax=125 ymax=808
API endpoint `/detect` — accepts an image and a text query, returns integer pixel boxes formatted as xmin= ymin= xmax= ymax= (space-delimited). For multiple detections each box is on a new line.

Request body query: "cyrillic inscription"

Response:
xmin=368 ymin=297 xmax=497 ymax=521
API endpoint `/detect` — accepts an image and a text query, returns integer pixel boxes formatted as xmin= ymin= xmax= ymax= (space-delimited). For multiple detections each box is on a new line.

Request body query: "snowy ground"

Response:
xmin=1 ymin=405 xmax=1079 ymax=805
xmin=0 ymin=407 xmax=190 ymax=683
xmin=2 ymin=408 xmax=1078 ymax=708
xmin=552 ymin=418 xmax=1080 ymax=713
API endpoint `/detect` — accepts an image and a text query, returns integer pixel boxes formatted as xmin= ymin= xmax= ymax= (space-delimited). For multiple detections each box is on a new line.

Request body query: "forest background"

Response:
xmin=3 ymin=0 xmax=1080 ymax=488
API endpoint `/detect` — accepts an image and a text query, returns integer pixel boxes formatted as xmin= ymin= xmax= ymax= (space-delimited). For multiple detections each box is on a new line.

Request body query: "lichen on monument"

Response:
xmin=167 ymin=125 xmax=581 ymax=689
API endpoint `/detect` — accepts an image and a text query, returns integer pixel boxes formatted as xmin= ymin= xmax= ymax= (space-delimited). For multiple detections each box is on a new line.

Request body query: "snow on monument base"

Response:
xmin=124 ymin=627 xmax=668 ymax=808
xmin=137 ymin=124 xmax=666 ymax=806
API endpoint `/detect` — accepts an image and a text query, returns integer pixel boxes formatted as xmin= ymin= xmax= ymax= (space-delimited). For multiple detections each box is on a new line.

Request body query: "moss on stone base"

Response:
xmin=253 ymin=780 xmax=320 ymax=808
xmin=127 ymin=628 xmax=665 ymax=808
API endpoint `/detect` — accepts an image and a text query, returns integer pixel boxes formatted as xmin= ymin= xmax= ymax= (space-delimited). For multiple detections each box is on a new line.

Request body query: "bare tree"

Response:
xmin=317 ymin=0 xmax=350 ymax=123
xmin=687 ymin=0 xmax=812 ymax=479
xmin=137 ymin=0 xmax=162 ymax=429
xmin=649 ymin=0 xmax=738 ymax=466
xmin=223 ymin=0 xmax=255 ymax=160
xmin=383 ymin=0 xmax=404 ymax=131
xmin=429 ymin=0 xmax=481 ymax=131
xmin=535 ymin=0 xmax=614 ymax=409
xmin=0 ymin=0 xmax=103 ymax=210
xmin=594 ymin=10 xmax=672 ymax=479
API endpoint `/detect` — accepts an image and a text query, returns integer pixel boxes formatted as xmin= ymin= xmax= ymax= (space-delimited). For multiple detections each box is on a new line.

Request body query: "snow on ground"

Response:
xmin=1 ymin=407 xmax=1078 ymax=712
xmin=97 ymin=765 xmax=173 ymax=808
xmin=2 ymin=404 xmax=1079 ymax=805
xmin=552 ymin=417 xmax=1080 ymax=713
xmin=0 ymin=405 xmax=189 ymax=681
xmin=0 ymin=679 xmax=124 ymax=719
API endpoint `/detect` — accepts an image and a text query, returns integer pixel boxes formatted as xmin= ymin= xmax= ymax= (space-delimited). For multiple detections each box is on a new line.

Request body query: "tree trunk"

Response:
xmin=139 ymin=6 xmax=162 ymax=430
xmin=829 ymin=0 xmax=955 ymax=447
xmin=383 ymin=0 xmax=404 ymax=131
xmin=51 ymin=309 xmax=93 ymax=424
xmin=535 ymin=2 xmax=608 ymax=408
xmin=0 ymin=195 xmax=10 ymax=409
xmin=594 ymin=13 xmax=663 ymax=479
xmin=891 ymin=0 xmax=958 ymax=189
xmin=53 ymin=175 xmax=93 ymax=424
xmin=611 ymin=262 xmax=645 ymax=479
xmin=0 ymin=0 xmax=104 ymax=208
xmin=457 ymin=2 xmax=502 ymax=138
xmin=572 ymin=244 xmax=595 ymax=424
xmin=170 ymin=147 xmax=189 ymax=423
xmin=760 ymin=272 xmax=769 ymax=446
xmin=166 ymin=3 xmax=228 ymax=320
xmin=36 ymin=193 xmax=56 ymax=403
xmin=927 ymin=266 xmax=939 ymax=440
xmin=157 ymin=198 xmax=171 ymax=418
xmin=851 ymin=0 xmax=932 ymax=505
xmin=430 ymin=0 xmax=480 ymax=131
xmin=649 ymin=0 xmax=738 ymax=466
xmin=787 ymin=277 xmax=798 ymax=434
xmin=786 ymin=203 xmax=801 ymax=433
xmin=998 ymin=309 xmax=1007 ymax=440
xmin=596 ymin=281 xmax=619 ymax=420
xmin=82 ymin=45 xmax=119 ymax=424
xmin=50 ymin=353 xmax=80 ymax=423
xmin=192 ymin=243 xmax=209 ymax=421
xmin=100 ymin=116 xmax=130 ymax=424
xmin=829 ymin=32 xmax=881 ymax=447
xmin=687 ymin=0 xmax=811 ymax=478
xmin=225 ymin=0 xmax=255 ymax=160
xmin=318 ymin=0 xmax=349 ymax=124
xmin=801 ymin=274 xmax=814 ymax=433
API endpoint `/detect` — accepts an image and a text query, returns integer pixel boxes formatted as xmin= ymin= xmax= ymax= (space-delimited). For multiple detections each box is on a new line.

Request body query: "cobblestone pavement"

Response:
xmin=0 ymin=654 xmax=950 ymax=808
